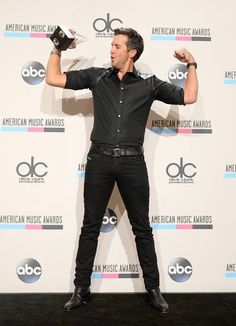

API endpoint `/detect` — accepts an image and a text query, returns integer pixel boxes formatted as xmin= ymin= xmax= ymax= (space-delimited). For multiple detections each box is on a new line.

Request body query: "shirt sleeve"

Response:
xmin=152 ymin=76 xmax=185 ymax=105
xmin=64 ymin=67 xmax=103 ymax=90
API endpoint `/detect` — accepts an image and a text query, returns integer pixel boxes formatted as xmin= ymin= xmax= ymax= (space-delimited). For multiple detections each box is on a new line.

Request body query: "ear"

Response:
xmin=129 ymin=48 xmax=137 ymax=59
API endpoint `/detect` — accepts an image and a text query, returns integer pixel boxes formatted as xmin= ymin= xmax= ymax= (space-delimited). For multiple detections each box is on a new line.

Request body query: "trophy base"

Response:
xmin=50 ymin=26 xmax=75 ymax=51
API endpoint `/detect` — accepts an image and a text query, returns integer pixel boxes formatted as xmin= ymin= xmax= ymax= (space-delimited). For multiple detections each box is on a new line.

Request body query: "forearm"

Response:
xmin=174 ymin=49 xmax=198 ymax=105
xmin=46 ymin=48 xmax=66 ymax=88
xmin=184 ymin=65 xmax=198 ymax=104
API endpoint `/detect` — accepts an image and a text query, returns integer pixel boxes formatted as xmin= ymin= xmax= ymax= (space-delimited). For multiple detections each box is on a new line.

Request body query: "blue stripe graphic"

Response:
xmin=151 ymin=35 xmax=176 ymax=41
xmin=76 ymin=171 xmax=85 ymax=178
xmin=91 ymin=273 xmax=102 ymax=279
xmin=225 ymin=272 xmax=236 ymax=278
xmin=224 ymin=80 xmax=236 ymax=84
xmin=0 ymin=224 xmax=25 ymax=230
xmin=151 ymin=128 xmax=176 ymax=134
xmin=151 ymin=224 xmax=176 ymax=230
xmin=224 ymin=173 xmax=236 ymax=178
xmin=4 ymin=32 xmax=31 ymax=38
xmin=1 ymin=127 xmax=27 ymax=132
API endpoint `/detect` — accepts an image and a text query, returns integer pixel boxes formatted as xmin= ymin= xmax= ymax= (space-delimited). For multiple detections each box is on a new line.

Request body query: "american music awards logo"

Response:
xmin=151 ymin=26 xmax=211 ymax=41
xmin=0 ymin=117 xmax=65 ymax=133
xmin=4 ymin=23 xmax=56 ymax=38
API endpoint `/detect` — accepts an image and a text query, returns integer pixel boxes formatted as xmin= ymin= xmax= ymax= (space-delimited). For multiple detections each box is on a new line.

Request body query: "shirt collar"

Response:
xmin=107 ymin=67 xmax=139 ymax=79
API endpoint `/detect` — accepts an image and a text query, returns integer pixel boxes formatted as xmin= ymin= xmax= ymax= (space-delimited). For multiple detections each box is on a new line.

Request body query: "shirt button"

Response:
xmin=118 ymin=114 xmax=121 ymax=118
xmin=121 ymin=87 xmax=124 ymax=90
xmin=117 ymin=129 xmax=120 ymax=133
xmin=119 ymin=100 xmax=123 ymax=103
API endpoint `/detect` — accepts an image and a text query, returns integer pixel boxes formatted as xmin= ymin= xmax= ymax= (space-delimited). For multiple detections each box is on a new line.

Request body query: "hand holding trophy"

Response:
xmin=50 ymin=26 xmax=87 ymax=51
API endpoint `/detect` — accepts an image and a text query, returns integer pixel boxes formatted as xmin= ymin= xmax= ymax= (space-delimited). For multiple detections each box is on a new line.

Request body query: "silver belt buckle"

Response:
xmin=112 ymin=148 xmax=122 ymax=157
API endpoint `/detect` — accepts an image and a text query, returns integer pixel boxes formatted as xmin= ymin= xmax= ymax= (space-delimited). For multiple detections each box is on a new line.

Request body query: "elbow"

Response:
xmin=184 ymin=91 xmax=198 ymax=105
xmin=183 ymin=83 xmax=198 ymax=105
xmin=45 ymin=74 xmax=54 ymax=86
xmin=45 ymin=72 xmax=66 ymax=88
xmin=184 ymin=96 xmax=198 ymax=105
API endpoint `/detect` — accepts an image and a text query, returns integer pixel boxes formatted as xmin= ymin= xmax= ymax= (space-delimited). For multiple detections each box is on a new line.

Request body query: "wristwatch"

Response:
xmin=186 ymin=62 xmax=197 ymax=69
xmin=50 ymin=49 xmax=61 ymax=57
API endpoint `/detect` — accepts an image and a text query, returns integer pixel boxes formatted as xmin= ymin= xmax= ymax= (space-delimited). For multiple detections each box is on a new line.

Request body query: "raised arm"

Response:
xmin=174 ymin=48 xmax=198 ymax=105
xmin=45 ymin=47 xmax=66 ymax=88
xmin=46 ymin=29 xmax=78 ymax=88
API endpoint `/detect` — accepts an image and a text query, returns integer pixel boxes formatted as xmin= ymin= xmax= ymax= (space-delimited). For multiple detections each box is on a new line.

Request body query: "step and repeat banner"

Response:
xmin=1 ymin=0 xmax=236 ymax=293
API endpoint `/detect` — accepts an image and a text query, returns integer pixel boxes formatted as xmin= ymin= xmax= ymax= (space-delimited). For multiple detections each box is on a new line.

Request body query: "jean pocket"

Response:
xmin=87 ymin=152 xmax=102 ymax=161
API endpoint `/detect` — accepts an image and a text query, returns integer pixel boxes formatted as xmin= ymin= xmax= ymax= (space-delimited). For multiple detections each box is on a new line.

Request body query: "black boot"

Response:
xmin=146 ymin=288 xmax=169 ymax=314
xmin=64 ymin=287 xmax=91 ymax=312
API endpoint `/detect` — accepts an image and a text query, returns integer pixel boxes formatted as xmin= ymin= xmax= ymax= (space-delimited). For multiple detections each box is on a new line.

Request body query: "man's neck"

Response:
xmin=117 ymin=62 xmax=134 ymax=80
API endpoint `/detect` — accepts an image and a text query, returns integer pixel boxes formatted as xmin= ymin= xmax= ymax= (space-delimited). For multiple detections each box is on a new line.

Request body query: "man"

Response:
xmin=46 ymin=27 xmax=198 ymax=314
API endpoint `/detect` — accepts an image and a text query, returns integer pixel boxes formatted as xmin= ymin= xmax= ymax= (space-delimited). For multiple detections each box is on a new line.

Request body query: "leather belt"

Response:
xmin=90 ymin=144 xmax=143 ymax=158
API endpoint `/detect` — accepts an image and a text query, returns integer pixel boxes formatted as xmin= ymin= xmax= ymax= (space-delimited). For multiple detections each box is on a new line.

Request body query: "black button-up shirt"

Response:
xmin=64 ymin=67 xmax=184 ymax=146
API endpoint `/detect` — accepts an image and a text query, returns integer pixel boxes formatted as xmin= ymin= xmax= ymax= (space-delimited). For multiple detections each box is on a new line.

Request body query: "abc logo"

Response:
xmin=168 ymin=64 xmax=188 ymax=87
xmin=21 ymin=61 xmax=45 ymax=85
xmin=168 ymin=257 xmax=192 ymax=282
xmin=93 ymin=13 xmax=123 ymax=32
xmin=16 ymin=258 xmax=42 ymax=283
xmin=100 ymin=208 xmax=117 ymax=233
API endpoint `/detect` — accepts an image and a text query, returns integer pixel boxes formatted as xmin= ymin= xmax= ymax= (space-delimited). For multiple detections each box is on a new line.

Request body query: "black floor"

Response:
xmin=1 ymin=293 xmax=236 ymax=326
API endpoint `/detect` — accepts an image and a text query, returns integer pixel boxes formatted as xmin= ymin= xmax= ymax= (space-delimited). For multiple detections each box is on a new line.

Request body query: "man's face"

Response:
xmin=110 ymin=34 xmax=131 ymax=69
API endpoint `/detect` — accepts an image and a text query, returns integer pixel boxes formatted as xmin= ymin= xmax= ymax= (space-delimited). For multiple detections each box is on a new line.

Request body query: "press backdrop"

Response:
xmin=1 ymin=0 xmax=236 ymax=293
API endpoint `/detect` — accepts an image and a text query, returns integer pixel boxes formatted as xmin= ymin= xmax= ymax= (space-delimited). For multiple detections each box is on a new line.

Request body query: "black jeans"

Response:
xmin=74 ymin=147 xmax=159 ymax=290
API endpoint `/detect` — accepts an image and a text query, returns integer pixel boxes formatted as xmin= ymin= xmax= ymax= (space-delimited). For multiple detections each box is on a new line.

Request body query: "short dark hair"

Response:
xmin=113 ymin=27 xmax=144 ymax=62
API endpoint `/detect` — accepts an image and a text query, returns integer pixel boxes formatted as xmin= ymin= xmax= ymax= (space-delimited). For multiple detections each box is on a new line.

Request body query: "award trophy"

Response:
xmin=50 ymin=25 xmax=87 ymax=50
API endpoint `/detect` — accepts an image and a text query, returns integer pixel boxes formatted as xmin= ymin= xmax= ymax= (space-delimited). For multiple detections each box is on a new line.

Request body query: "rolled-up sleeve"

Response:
xmin=64 ymin=69 xmax=92 ymax=90
xmin=152 ymin=76 xmax=185 ymax=105
xmin=64 ymin=67 xmax=105 ymax=90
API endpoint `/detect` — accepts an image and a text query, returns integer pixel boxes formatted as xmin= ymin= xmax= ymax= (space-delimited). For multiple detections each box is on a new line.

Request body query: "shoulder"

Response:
xmin=81 ymin=67 xmax=106 ymax=77
xmin=94 ymin=67 xmax=114 ymax=83
xmin=136 ymin=71 xmax=154 ymax=80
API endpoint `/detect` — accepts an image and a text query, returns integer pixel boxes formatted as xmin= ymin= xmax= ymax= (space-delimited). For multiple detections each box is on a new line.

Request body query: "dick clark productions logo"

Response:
xmin=16 ymin=157 xmax=48 ymax=178
xmin=93 ymin=13 xmax=123 ymax=32
xmin=166 ymin=157 xmax=197 ymax=183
